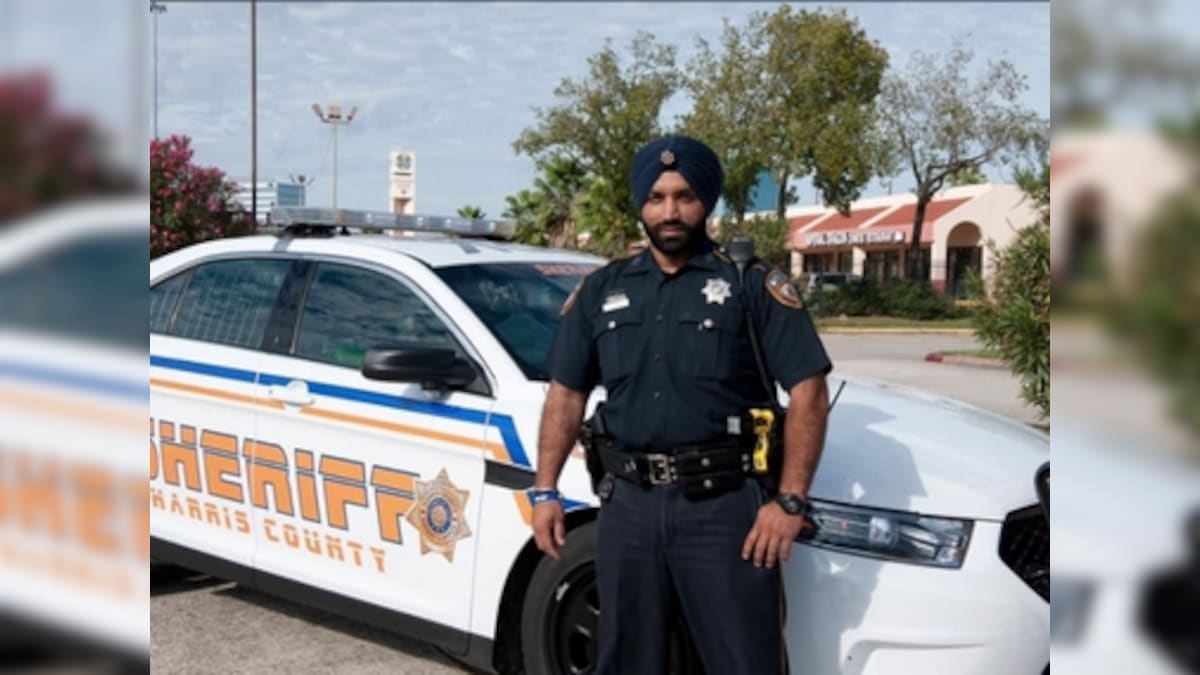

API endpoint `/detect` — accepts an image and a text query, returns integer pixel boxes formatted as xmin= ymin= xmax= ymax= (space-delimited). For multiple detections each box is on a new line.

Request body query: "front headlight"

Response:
xmin=800 ymin=500 xmax=973 ymax=568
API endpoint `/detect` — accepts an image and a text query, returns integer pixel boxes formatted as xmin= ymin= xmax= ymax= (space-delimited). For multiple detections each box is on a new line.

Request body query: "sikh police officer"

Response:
xmin=530 ymin=135 xmax=832 ymax=674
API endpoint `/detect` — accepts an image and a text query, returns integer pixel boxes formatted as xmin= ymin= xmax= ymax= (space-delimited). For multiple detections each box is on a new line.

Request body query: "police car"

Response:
xmin=149 ymin=206 xmax=1049 ymax=674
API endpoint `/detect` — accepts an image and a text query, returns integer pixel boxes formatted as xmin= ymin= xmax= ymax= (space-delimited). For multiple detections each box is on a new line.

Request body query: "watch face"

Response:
xmin=776 ymin=494 xmax=804 ymax=515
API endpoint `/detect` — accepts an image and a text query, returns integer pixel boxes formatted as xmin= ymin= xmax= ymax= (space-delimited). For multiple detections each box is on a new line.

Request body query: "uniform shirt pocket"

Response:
xmin=591 ymin=306 xmax=644 ymax=384
xmin=675 ymin=309 xmax=742 ymax=379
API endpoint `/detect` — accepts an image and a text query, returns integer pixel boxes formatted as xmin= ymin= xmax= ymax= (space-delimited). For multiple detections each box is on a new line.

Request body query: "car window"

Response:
xmin=0 ymin=230 xmax=148 ymax=350
xmin=294 ymin=263 xmax=455 ymax=369
xmin=150 ymin=272 xmax=188 ymax=334
xmin=436 ymin=262 xmax=599 ymax=380
xmin=169 ymin=259 xmax=291 ymax=349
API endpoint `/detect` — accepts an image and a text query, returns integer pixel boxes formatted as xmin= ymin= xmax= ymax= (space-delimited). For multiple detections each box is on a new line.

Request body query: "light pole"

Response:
xmin=311 ymin=103 xmax=357 ymax=209
xmin=150 ymin=0 xmax=167 ymax=139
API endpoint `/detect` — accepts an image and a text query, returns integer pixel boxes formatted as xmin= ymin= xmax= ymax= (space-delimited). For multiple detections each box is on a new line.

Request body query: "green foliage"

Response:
xmin=948 ymin=166 xmax=988 ymax=187
xmin=877 ymin=38 xmax=1047 ymax=281
xmin=817 ymin=280 xmax=962 ymax=320
xmin=1114 ymin=190 xmax=1200 ymax=435
xmin=968 ymin=158 xmax=1051 ymax=419
xmin=513 ymin=32 xmax=678 ymax=247
xmin=680 ymin=19 xmax=770 ymax=224
xmin=715 ymin=215 xmax=790 ymax=269
xmin=755 ymin=6 xmax=890 ymax=219
xmin=456 ymin=205 xmax=485 ymax=219
xmin=504 ymin=156 xmax=590 ymax=250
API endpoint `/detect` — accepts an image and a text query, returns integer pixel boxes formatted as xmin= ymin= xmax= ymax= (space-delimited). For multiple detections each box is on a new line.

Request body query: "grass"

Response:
xmin=815 ymin=315 xmax=974 ymax=330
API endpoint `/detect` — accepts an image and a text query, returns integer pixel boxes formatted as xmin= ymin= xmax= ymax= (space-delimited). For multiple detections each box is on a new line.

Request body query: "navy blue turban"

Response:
xmin=629 ymin=135 xmax=724 ymax=217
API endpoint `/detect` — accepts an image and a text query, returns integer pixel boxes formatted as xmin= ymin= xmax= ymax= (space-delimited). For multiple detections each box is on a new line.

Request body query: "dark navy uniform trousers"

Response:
xmin=596 ymin=477 xmax=783 ymax=674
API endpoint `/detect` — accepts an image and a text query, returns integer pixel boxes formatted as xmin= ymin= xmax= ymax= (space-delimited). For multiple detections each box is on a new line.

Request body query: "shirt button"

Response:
xmin=656 ymin=314 xmax=663 ymax=322
xmin=653 ymin=391 xmax=661 ymax=400
xmin=653 ymin=353 xmax=661 ymax=361
xmin=608 ymin=320 xmax=616 ymax=330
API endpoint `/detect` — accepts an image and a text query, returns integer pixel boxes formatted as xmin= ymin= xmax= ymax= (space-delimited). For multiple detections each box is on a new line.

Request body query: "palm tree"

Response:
xmin=457 ymin=205 xmax=486 ymax=219
xmin=503 ymin=189 xmax=547 ymax=246
xmin=532 ymin=156 xmax=588 ymax=249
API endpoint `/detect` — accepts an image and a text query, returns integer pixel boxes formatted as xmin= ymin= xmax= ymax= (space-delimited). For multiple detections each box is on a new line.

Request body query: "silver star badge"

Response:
xmin=701 ymin=277 xmax=732 ymax=305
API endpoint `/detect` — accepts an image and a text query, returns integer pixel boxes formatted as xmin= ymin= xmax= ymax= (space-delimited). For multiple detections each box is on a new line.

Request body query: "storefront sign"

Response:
xmin=806 ymin=230 xmax=905 ymax=248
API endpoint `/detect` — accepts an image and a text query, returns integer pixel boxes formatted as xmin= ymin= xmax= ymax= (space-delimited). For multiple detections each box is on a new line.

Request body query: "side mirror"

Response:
xmin=361 ymin=346 xmax=479 ymax=390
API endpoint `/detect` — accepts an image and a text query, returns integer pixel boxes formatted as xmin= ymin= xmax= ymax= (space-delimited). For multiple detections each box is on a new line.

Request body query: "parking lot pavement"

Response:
xmin=151 ymin=567 xmax=469 ymax=674
xmin=820 ymin=332 xmax=1041 ymax=426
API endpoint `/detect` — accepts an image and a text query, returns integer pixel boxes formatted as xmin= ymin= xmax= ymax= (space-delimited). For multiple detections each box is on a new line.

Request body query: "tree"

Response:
xmin=504 ymin=188 xmax=549 ymax=246
xmin=877 ymin=40 xmax=1046 ymax=282
xmin=680 ymin=19 xmax=770 ymax=226
xmin=513 ymin=32 xmax=680 ymax=250
xmin=0 ymin=72 xmax=135 ymax=224
xmin=755 ymin=7 xmax=890 ymax=220
xmin=948 ymin=166 xmax=988 ymax=186
xmin=151 ymin=134 xmax=253 ymax=258
xmin=502 ymin=156 xmax=589 ymax=250
xmin=969 ymin=159 xmax=1050 ymax=419
xmin=532 ymin=157 xmax=588 ymax=249
xmin=456 ymin=205 xmax=486 ymax=219
xmin=714 ymin=214 xmax=791 ymax=269
xmin=1053 ymin=0 xmax=1200 ymax=131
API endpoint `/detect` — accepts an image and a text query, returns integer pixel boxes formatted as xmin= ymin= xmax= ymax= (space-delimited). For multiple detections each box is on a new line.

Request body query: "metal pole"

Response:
xmin=153 ymin=5 xmax=158 ymax=139
xmin=150 ymin=1 xmax=166 ymax=139
xmin=251 ymin=0 xmax=257 ymax=227
xmin=332 ymin=122 xmax=338 ymax=209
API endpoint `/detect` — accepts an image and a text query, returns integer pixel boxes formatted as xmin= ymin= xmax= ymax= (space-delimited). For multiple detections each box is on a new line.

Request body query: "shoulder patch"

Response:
xmin=765 ymin=268 xmax=804 ymax=309
xmin=560 ymin=279 xmax=584 ymax=316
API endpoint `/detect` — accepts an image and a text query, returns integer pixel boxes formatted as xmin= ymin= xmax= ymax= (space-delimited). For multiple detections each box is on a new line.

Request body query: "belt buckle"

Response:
xmin=645 ymin=453 xmax=674 ymax=485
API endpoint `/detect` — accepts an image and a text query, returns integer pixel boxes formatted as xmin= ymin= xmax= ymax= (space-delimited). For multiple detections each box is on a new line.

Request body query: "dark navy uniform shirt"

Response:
xmin=547 ymin=238 xmax=832 ymax=451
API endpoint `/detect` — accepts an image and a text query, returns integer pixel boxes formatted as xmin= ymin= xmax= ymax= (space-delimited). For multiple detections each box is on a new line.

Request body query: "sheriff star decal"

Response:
xmin=405 ymin=469 xmax=472 ymax=562
xmin=766 ymin=269 xmax=804 ymax=309
xmin=701 ymin=277 xmax=732 ymax=305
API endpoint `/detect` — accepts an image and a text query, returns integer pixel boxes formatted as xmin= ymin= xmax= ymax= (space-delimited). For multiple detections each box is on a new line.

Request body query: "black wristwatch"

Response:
xmin=774 ymin=493 xmax=809 ymax=517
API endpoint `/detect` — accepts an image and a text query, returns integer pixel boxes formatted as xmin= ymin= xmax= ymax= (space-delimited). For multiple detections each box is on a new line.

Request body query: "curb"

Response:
xmin=819 ymin=327 xmax=975 ymax=335
xmin=924 ymin=351 xmax=1007 ymax=369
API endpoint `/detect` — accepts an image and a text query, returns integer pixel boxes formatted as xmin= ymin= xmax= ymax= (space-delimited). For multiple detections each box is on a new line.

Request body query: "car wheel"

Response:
xmin=520 ymin=521 xmax=704 ymax=675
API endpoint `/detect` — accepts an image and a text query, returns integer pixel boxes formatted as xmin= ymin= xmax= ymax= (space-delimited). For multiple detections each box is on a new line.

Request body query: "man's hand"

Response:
xmin=741 ymin=501 xmax=811 ymax=569
xmin=532 ymin=500 xmax=567 ymax=560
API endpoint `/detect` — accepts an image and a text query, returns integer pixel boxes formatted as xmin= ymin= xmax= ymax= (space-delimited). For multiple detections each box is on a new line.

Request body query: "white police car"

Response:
xmin=149 ymin=206 xmax=1048 ymax=674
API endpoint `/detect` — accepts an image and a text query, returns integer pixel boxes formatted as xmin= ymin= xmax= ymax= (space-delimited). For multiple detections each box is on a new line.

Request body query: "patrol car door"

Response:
xmin=149 ymin=257 xmax=294 ymax=575
xmin=247 ymin=259 xmax=488 ymax=644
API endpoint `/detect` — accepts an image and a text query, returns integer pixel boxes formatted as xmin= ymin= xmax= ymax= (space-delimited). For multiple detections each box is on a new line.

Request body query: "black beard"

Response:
xmin=643 ymin=218 xmax=704 ymax=256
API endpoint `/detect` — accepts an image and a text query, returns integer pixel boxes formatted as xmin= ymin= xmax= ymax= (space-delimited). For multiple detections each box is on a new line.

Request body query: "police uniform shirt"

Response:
xmin=547 ymin=238 xmax=832 ymax=451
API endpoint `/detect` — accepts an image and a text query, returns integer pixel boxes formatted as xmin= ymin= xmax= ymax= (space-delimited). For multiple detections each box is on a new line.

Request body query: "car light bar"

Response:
xmin=267 ymin=207 xmax=515 ymax=240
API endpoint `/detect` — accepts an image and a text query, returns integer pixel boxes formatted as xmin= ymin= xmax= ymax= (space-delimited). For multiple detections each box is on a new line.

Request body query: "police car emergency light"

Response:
xmin=267 ymin=206 xmax=515 ymax=240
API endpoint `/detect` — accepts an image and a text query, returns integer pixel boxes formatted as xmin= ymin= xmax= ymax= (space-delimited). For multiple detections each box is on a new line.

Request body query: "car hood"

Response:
xmin=812 ymin=375 xmax=1049 ymax=521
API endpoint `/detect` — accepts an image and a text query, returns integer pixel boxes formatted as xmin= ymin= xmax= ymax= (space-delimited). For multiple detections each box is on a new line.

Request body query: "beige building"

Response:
xmin=785 ymin=183 xmax=1040 ymax=296
xmin=1049 ymin=131 xmax=1192 ymax=292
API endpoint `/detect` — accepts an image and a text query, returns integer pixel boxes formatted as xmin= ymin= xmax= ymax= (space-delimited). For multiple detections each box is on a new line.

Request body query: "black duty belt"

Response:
xmin=596 ymin=438 xmax=753 ymax=497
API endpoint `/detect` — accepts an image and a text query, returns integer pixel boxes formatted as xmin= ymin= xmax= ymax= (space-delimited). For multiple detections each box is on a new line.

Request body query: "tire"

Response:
xmin=519 ymin=521 xmax=704 ymax=675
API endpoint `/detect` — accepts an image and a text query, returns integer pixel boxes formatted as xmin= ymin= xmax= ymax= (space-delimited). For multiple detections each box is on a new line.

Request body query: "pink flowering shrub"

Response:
xmin=0 ymin=72 xmax=134 ymax=224
xmin=150 ymin=135 xmax=253 ymax=258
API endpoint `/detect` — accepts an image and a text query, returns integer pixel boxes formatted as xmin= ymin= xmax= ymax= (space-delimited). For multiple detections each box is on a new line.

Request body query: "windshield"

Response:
xmin=436 ymin=262 xmax=600 ymax=380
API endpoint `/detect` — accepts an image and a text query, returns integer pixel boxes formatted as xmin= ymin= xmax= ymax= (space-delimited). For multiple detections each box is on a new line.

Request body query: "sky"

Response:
xmin=8 ymin=1 xmax=1052 ymax=219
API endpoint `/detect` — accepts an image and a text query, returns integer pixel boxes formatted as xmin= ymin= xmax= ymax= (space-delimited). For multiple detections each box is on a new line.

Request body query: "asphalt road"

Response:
xmin=150 ymin=331 xmax=1034 ymax=674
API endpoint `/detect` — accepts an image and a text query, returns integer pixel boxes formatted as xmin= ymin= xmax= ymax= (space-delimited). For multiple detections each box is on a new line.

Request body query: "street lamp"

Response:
xmin=312 ymin=103 xmax=357 ymax=209
xmin=150 ymin=0 xmax=167 ymax=139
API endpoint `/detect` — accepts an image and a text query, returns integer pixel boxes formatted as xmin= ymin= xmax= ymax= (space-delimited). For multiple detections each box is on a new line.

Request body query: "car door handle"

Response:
xmin=266 ymin=381 xmax=314 ymax=407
